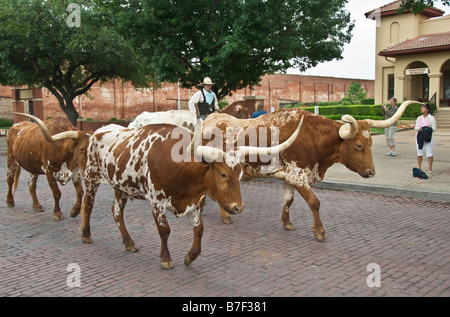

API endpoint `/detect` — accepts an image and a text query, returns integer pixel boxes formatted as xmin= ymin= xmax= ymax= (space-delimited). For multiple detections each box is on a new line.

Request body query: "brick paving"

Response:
xmin=0 ymin=154 xmax=449 ymax=298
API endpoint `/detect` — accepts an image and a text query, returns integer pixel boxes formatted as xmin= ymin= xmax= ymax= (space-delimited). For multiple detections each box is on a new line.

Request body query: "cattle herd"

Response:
xmin=6 ymin=101 xmax=420 ymax=269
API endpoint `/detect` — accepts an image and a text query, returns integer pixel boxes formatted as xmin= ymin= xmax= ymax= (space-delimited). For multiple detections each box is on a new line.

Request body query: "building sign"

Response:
xmin=406 ymin=68 xmax=429 ymax=76
xmin=291 ymin=92 xmax=299 ymax=101
xmin=19 ymin=89 xmax=33 ymax=100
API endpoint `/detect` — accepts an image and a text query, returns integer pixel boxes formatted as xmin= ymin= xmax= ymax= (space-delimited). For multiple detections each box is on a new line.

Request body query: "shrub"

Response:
xmin=341 ymin=96 xmax=355 ymax=105
xmin=345 ymin=82 xmax=367 ymax=102
xmin=299 ymin=103 xmax=421 ymax=119
xmin=0 ymin=118 xmax=13 ymax=127
xmin=361 ymin=98 xmax=375 ymax=105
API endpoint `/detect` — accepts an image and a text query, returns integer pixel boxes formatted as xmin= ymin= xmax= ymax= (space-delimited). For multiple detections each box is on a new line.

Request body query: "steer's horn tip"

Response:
xmin=13 ymin=111 xmax=28 ymax=116
xmin=341 ymin=114 xmax=355 ymax=123
xmin=296 ymin=115 xmax=304 ymax=131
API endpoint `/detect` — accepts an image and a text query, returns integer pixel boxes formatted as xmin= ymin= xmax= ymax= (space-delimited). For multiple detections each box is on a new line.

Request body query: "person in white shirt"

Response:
xmin=415 ymin=103 xmax=437 ymax=173
xmin=188 ymin=77 xmax=219 ymax=120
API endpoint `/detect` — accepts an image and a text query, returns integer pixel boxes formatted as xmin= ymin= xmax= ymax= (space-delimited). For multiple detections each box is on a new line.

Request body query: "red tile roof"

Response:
xmin=365 ymin=0 xmax=444 ymax=19
xmin=379 ymin=31 xmax=450 ymax=57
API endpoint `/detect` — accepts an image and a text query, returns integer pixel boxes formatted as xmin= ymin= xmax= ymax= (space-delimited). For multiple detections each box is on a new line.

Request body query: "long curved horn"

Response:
xmin=13 ymin=112 xmax=79 ymax=142
xmin=195 ymin=146 xmax=227 ymax=163
xmin=339 ymin=114 xmax=358 ymax=140
xmin=239 ymin=115 xmax=304 ymax=157
xmin=365 ymin=100 xmax=423 ymax=128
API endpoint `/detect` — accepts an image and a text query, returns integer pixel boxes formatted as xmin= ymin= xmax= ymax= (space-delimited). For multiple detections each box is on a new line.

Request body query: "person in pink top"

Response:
xmin=415 ymin=104 xmax=437 ymax=174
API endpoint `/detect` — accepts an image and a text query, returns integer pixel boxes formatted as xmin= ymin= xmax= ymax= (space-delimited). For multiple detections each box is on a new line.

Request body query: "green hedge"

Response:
xmin=0 ymin=118 xmax=13 ymax=127
xmin=299 ymin=102 xmax=422 ymax=119
xmin=361 ymin=98 xmax=375 ymax=105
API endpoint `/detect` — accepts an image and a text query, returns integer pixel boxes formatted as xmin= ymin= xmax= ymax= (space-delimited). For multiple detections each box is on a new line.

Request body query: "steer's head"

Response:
xmin=337 ymin=100 xmax=423 ymax=178
xmin=71 ymin=132 xmax=92 ymax=174
xmin=338 ymin=118 xmax=375 ymax=178
xmin=202 ymin=155 xmax=244 ymax=215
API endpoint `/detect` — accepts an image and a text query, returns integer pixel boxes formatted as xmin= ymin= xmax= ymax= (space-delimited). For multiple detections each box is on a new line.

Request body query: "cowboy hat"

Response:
xmin=200 ymin=77 xmax=215 ymax=86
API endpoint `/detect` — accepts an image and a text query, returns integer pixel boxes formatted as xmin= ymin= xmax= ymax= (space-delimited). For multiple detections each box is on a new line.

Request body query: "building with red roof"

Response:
xmin=366 ymin=0 xmax=450 ymax=108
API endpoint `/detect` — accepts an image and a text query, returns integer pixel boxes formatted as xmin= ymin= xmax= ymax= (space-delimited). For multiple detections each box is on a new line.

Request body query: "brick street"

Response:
xmin=0 ymin=154 xmax=449 ymax=298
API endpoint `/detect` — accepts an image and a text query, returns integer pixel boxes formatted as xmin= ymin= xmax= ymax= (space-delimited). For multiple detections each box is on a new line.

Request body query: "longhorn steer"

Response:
xmin=203 ymin=100 xmax=421 ymax=241
xmin=128 ymin=110 xmax=197 ymax=131
xmin=6 ymin=116 xmax=91 ymax=220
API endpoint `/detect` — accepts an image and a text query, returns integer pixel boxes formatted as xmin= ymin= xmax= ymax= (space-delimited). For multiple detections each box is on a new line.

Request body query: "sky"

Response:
xmin=287 ymin=0 xmax=450 ymax=80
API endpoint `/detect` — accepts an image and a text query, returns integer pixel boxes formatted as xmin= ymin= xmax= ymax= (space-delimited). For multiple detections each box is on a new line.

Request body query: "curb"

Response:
xmin=313 ymin=180 xmax=450 ymax=204
xmin=252 ymin=178 xmax=450 ymax=204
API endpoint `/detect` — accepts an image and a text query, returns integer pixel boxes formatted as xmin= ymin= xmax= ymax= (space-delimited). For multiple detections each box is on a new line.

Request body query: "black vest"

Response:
xmin=198 ymin=89 xmax=216 ymax=115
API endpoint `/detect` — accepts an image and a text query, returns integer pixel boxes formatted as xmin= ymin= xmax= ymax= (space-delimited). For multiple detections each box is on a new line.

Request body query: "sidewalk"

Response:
xmin=1 ymin=127 xmax=449 ymax=202
xmin=317 ymin=128 xmax=450 ymax=203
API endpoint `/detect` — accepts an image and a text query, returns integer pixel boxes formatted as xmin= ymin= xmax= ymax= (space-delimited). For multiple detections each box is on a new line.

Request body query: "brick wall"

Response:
xmin=0 ymin=74 xmax=374 ymax=122
xmin=253 ymin=74 xmax=374 ymax=107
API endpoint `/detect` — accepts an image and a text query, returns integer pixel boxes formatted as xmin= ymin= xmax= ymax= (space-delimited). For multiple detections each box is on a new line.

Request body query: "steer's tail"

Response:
xmin=12 ymin=166 xmax=20 ymax=195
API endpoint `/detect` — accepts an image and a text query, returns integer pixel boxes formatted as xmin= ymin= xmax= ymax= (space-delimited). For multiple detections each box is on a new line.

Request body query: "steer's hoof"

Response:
xmin=184 ymin=254 xmax=193 ymax=266
xmin=283 ymin=221 xmax=296 ymax=231
xmin=125 ymin=245 xmax=138 ymax=252
xmin=222 ymin=216 xmax=233 ymax=224
xmin=7 ymin=201 xmax=15 ymax=207
xmin=34 ymin=205 xmax=44 ymax=212
xmin=53 ymin=212 xmax=64 ymax=221
xmin=161 ymin=261 xmax=174 ymax=270
xmin=313 ymin=229 xmax=327 ymax=242
xmin=82 ymin=236 xmax=93 ymax=244
xmin=70 ymin=207 xmax=80 ymax=218
xmin=184 ymin=253 xmax=200 ymax=267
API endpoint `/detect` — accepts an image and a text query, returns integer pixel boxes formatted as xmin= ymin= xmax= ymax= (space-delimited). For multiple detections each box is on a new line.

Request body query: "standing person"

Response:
xmin=188 ymin=77 xmax=219 ymax=120
xmin=381 ymin=97 xmax=399 ymax=156
xmin=415 ymin=103 xmax=437 ymax=174
xmin=28 ymin=100 xmax=34 ymax=116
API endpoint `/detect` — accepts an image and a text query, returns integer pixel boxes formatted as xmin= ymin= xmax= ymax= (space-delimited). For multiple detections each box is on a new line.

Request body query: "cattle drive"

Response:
xmin=6 ymin=116 xmax=91 ymax=220
xmin=21 ymin=110 xmax=303 ymax=269
xmin=202 ymin=100 xmax=421 ymax=242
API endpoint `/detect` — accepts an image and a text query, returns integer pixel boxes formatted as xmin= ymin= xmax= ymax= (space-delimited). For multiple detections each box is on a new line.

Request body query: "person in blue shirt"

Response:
xmin=252 ymin=103 xmax=268 ymax=118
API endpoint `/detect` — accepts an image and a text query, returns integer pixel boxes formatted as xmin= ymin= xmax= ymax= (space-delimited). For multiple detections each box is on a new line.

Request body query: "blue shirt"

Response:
xmin=252 ymin=110 xmax=268 ymax=118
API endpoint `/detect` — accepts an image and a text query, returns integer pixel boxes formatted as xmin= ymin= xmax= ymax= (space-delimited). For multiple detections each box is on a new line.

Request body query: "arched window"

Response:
xmin=441 ymin=59 xmax=450 ymax=99
xmin=390 ymin=22 xmax=399 ymax=44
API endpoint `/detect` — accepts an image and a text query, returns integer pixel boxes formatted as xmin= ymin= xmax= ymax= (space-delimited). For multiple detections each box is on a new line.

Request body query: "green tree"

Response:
xmin=113 ymin=0 xmax=354 ymax=101
xmin=398 ymin=0 xmax=449 ymax=13
xmin=0 ymin=0 xmax=149 ymax=125
xmin=345 ymin=82 xmax=367 ymax=104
